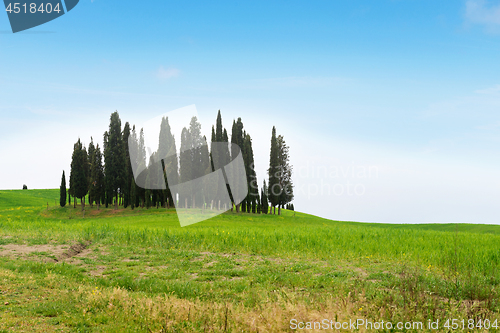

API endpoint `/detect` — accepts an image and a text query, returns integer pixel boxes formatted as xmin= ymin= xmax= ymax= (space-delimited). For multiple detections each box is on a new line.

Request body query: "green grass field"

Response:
xmin=0 ymin=189 xmax=499 ymax=332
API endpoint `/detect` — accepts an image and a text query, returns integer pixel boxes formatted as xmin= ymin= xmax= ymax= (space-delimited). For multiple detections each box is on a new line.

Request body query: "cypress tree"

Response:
xmin=69 ymin=139 xmax=88 ymax=212
xmin=200 ymin=135 xmax=211 ymax=208
xmin=268 ymin=127 xmax=279 ymax=214
xmin=130 ymin=177 xmax=136 ymax=210
xmin=179 ymin=127 xmax=192 ymax=208
xmin=276 ymin=135 xmax=294 ymax=215
xmin=87 ymin=138 xmax=95 ymax=206
xmin=128 ymin=125 xmax=144 ymax=209
xmin=60 ymin=170 xmax=67 ymax=207
xmin=103 ymin=131 xmax=110 ymax=208
xmin=122 ymin=122 xmax=132 ymax=208
xmin=256 ymin=191 xmax=261 ymax=214
xmin=210 ymin=111 xmax=232 ymax=211
xmin=138 ymin=128 xmax=146 ymax=207
xmin=90 ymin=144 xmax=104 ymax=210
xmin=158 ymin=117 xmax=178 ymax=209
xmin=222 ymin=128 xmax=231 ymax=210
xmin=145 ymin=173 xmax=152 ymax=209
xmin=264 ymin=180 xmax=270 ymax=214
xmin=230 ymin=118 xmax=244 ymax=212
xmin=210 ymin=126 xmax=216 ymax=172
xmin=243 ymin=133 xmax=258 ymax=213
xmin=190 ymin=116 xmax=205 ymax=208
xmin=104 ymin=111 xmax=126 ymax=209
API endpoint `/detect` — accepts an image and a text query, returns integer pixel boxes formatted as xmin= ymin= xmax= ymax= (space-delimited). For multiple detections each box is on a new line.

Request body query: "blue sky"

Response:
xmin=1 ymin=0 xmax=500 ymax=223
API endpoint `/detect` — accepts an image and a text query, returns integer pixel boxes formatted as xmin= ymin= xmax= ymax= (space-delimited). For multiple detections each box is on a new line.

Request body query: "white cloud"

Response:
xmin=475 ymin=84 xmax=500 ymax=95
xmin=465 ymin=0 xmax=500 ymax=29
xmin=156 ymin=66 xmax=180 ymax=80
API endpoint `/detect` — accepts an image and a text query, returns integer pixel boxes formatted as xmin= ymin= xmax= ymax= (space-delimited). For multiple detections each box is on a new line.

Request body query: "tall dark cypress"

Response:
xmin=210 ymin=110 xmax=231 ymax=210
xmin=276 ymin=135 xmax=294 ymax=215
xmin=69 ymin=139 xmax=88 ymax=212
xmin=230 ymin=118 xmax=244 ymax=212
xmin=90 ymin=144 xmax=104 ymax=210
xmin=157 ymin=117 xmax=178 ymax=208
xmin=104 ymin=111 xmax=126 ymax=209
xmin=179 ymin=127 xmax=192 ymax=208
xmin=242 ymin=133 xmax=258 ymax=213
xmin=87 ymin=138 xmax=95 ymax=206
xmin=222 ymin=128 xmax=231 ymax=209
xmin=103 ymin=131 xmax=110 ymax=208
xmin=261 ymin=180 xmax=269 ymax=214
xmin=60 ymin=170 xmax=67 ymax=207
xmin=130 ymin=177 xmax=136 ymax=210
xmin=268 ymin=127 xmax=279 ymax=214
xmin=122 ymin=122 xmax=132 ymax=208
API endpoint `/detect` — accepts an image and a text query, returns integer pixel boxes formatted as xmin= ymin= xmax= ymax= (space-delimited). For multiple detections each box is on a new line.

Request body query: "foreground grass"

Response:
xmin=0 ymin=189 xmax=499 ymax=332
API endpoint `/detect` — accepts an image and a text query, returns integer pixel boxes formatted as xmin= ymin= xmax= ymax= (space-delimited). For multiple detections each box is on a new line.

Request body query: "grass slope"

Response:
xmin=0 ymin=189 xmax=59 ymax=210
xmin=0 ymin=189 xmax=499 ymax=332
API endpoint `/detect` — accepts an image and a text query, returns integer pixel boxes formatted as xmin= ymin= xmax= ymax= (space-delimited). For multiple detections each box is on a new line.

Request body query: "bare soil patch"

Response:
xmin=0 ymin=241 xmax=92 ymax=262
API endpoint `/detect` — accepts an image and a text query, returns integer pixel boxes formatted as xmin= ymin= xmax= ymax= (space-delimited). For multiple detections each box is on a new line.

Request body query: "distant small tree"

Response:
xmin=60 ymin=171 xmax=67 ymax=207
xmin=22 ymin=185 xmax=27 ymax=190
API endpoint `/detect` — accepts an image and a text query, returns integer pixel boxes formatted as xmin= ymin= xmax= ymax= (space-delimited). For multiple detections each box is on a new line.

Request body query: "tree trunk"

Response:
xmin=73 ymin=196 xmax=76 ymax=208
xmin=278 ymin=205 xmax=281 ymax=215
xmin=115 ymin=194 xmax=118 ymax=210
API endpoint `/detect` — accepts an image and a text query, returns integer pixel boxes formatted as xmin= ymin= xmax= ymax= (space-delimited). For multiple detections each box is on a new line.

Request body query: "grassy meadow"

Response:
xmin=0 ymin=189 xmax=499 ymax=332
